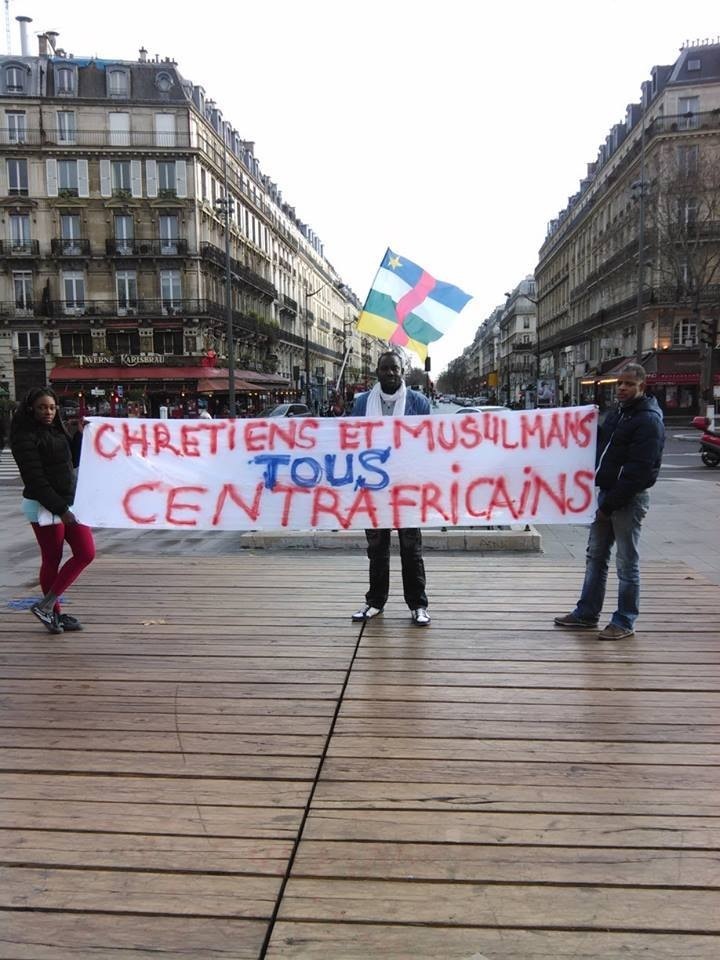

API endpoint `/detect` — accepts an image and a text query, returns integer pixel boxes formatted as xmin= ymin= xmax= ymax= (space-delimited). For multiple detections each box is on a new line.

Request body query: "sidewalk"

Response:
xmin=1 ymin=551 xmax=718 ymax=958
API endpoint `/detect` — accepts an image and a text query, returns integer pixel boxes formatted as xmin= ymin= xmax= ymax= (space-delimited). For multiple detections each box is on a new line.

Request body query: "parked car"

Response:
xmin=259 ymin=403 xmax=311 ymax=418
xmin=455 ymin=405 xmax=509 ymax=414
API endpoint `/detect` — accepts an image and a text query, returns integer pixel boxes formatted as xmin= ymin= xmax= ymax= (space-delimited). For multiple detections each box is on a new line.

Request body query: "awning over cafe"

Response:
xmin=50 ymin=365 xmax=290 ymax=390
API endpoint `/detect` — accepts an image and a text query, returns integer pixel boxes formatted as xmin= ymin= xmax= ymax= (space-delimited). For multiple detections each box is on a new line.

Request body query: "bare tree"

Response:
xmin=648 ymin=140 xmax=720 ymax=313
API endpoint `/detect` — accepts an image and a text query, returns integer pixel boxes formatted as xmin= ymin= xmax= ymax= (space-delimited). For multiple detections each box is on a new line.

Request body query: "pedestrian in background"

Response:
xmin=10 ymin=387 xmax=96 ymax=634
xmin=350 ymin=351 xmax=431 ymax=626
xmin=554 ymin=363 xmax=664 ymax=640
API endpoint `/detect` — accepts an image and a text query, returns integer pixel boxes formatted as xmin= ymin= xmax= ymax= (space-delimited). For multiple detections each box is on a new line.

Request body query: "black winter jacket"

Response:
xmin=10 ymin=410 xmax=75 ymax=517
xmin=595 ymin=394 xmax=665 ymax=515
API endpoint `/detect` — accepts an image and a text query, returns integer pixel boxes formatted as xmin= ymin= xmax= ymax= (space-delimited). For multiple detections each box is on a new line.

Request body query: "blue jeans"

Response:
xmin=573 ymin=491 xmax=650 ymax=630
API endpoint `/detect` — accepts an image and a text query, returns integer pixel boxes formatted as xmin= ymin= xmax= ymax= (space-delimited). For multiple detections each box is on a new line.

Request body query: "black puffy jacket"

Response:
xmin=595 ymin=394 xmax=665 ymax=515
xmin=10 ymin=410 xmax=75 ymax=517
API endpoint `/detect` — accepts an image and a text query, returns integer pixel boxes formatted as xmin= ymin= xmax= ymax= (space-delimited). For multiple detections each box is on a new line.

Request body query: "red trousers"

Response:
xmin=30 ymin=521 xmax=96 ymax=612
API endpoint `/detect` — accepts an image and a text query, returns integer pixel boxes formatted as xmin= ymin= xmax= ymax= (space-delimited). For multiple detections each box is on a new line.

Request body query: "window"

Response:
xmin=154 ymin=329 xmax=183 ymax=354
xmin=13 ymin=271 xmax=33 ymax=312
xmin=10 ymin=213 xmax=31 ymax=251
xmin=58 ymin=159 xmax=79 ymax=195
xmin=687 ymin=59 xmax=701 ymax=72
xmin=155 ymin=72 xmax=174 ymax=93
xmin=160 ymin=270 xmax=181 ymax=312
xmin=107 ymin=68 xmax=129 ymax=97
xmin=678 ymin=95 xmax=699 ymax=129
xmin=46 ymin=158 xmax=88 ymax=198
xmin=6 ymin=111 xmax=26 ymax=143
xmin=679 ymin=197 xmax=699 ymax=227
xmin=157 ymin=161 xmax=176 ymax=194
xmin=200 ymin=168 xmax=207 ymax=200
xmin=56 ymin=66 xmax=75 ymax=95
xmin=60 ymin=331 xmax=92 ymax=356
xmin=159 ymin=213 xmax=179 ymax=253
xmin=107 ymin=329 xmax=141 ymax=353
xmin=57 ymin=110 xmax=76 ymax=143
xmin=154 ymin=113 xmax=176 ymax=146
xmin=15 ymin=330 xmax=42 ymax=357
xmin=5 ymin=65 xmax=25 ymax=93
xmin=114 ymin=214 xmax=134 ymax=253
xmin=116 ymin=271 xmax=138 ymax=313
xmin=111 ymin=160 xmax=132 ymax=194
xmin=62 ymin=272 xmax=85 ymax=312
xmin=7 ymin=158 xmax=28 ymax=196
xmin=673 ymin=318 xmax=697 ymax=346
xmin=109 ymin=112 xmax=130 ymax=146
xmin=60 ymin=213 xmax=82 ymax=253
xmin=677 ymin=144 xmax=699 ymax=176
xmin=523 ymin=317 xmax=531 ymax=329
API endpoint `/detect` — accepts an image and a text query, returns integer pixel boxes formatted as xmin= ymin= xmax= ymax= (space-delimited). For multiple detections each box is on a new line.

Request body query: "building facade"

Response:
xmin=536 ymin=40 xmax=720 ymax=414
xmin=0 ymin=22 xmax=381 ymax=416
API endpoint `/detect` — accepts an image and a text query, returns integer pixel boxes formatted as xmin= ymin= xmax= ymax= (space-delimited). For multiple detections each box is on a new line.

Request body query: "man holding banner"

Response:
xmin=350 ymin=351 xmax=431 ymax=626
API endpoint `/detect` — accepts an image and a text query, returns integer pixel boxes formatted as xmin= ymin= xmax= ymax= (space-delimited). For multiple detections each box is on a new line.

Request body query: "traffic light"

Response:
xmin=699 ymin=316 xmax=717 ymax=347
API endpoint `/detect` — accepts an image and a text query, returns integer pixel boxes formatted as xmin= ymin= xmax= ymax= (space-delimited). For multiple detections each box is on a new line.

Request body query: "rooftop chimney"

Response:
xmin=46 ymin=31 xmax=59 ymax=52
xmin=38 ymin=33 xmax=48 ymax=56
xmin=16 ymin=16 xmax=32 ymax=57
xmin=139 ymin=46 xmax=148 ymax=62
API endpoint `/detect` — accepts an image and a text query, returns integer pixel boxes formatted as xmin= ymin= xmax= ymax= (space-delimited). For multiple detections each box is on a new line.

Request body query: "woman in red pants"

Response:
xmin=10 ymin=387 xmax=95 ymax=634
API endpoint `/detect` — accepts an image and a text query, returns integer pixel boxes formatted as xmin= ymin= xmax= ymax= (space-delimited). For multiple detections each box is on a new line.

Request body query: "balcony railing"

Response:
xmin=200 ymin=242 xmax=277 ymax=300
xmin=51 ymin=238 xmax=91 ymax=256
xmin=0 ymin=240 xmax=40 ymax=256
xmin=106 ymin=238 xmax=190 ymax=256
xmin=280 ymin=294 xmax=298 ymax=314
xmin=1 ymin=128 xmax=192 ymax=149
xmin=0 ymin=301 xmax=38 ymax=317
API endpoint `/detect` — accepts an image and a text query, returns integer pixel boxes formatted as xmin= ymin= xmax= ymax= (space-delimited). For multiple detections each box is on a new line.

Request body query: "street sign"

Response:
xmin=90 ymin=388 xmax=105 ymax=396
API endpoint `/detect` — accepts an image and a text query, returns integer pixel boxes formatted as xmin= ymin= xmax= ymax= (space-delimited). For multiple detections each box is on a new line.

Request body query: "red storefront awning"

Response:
xmin=646 ymin=371 xmax=720 ymax=385
xmin=50 ymin=364 xmax=214 ymax=382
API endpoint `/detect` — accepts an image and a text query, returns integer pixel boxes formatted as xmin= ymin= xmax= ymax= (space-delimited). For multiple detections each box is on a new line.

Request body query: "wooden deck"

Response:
xmin=0 ymin=553 xmax=718 ymax=959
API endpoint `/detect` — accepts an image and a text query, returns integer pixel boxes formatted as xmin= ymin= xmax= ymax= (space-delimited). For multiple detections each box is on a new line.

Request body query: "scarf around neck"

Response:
xmin=365 ymin=380 xmax=407 ymax=417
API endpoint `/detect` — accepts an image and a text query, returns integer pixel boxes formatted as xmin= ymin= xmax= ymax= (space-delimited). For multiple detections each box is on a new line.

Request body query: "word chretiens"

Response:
xmin=75 ymin=407 xmax=598 ymax=530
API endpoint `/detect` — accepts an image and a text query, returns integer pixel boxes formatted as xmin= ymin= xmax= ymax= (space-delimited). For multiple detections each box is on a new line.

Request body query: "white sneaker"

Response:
xmin=351 ymin=605 xmax=383 ymax=622
xmin=411 ymin=608 xmax=431 ymax=626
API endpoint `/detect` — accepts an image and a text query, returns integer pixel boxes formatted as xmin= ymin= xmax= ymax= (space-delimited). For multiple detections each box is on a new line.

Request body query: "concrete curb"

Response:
xmin=237 ymin=526 xmax=542 ymax=552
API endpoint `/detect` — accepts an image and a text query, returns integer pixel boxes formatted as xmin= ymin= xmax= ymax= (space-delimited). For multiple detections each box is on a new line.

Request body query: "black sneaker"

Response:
xmin=31 ymin=604 xmax=64 ymax=634
xmin=59 ymin=614 xmax=83 ymax=632
xmin=554 ymin=613 xmax=598 ymax=629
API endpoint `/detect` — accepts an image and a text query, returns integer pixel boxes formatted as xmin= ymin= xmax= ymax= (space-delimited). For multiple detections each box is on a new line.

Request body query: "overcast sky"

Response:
xmin=12 ymin=0 xmax=720 ymax=372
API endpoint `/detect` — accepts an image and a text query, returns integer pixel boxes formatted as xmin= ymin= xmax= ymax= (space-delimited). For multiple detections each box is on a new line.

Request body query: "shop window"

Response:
xmin=106 ymin=329 xmax=140 ymax=353
xmin=153 ymin=329 xmax=183 ymax=354
xmin=60 ymin=331 xmax=92 ymax=355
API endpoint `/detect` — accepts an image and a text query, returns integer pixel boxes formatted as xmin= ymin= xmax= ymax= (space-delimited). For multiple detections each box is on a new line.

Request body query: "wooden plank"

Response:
xmin=266 ymin=923 xmax=720 ymax=960
xmin=0 ymin=829 xmax=292 ymax=874
xmin=0 ymin=866 xmax=280 ymax=917
xmin=0 ymin=773 xmax=309 ymax=806
xmin=278 ymin=877 xmax=720 ymax=931
xmin=0 ymin=747 xmax=317 ymax=778
xmin=312 ymin=780 xmax=719 ymax=815
xmin=325 ymin=735 xmax=720 ymax=764
xmin=1 ymin=799 xmax=303 ymax=838
xmin=333 ymin=717 xmax=720 ymax=742
xmin=301 ymin=809 xmax=720 ymax=847
xmin=292 ymin=840 xmax=720 ymax=886
xmin=0 ymin=911 xmax=266 ymax=959
xmin=319 ymin=757 xmax=720 ymax=788
xmin=0 ymin=729 xmax=326 ymax=756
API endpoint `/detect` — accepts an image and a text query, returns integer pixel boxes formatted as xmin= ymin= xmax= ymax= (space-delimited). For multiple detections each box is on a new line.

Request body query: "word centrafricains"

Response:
xmin=75 ymin=407 xmax=598 ymax=531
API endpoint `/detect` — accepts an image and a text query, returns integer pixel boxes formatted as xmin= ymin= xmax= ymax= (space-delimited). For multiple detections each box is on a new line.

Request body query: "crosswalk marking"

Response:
xmin=0 ymin=448 xmax=21 ymax=483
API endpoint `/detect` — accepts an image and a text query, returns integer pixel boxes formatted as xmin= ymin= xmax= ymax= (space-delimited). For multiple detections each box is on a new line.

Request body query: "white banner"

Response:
xmin=74 ymin=407 xmax=598 ymax=530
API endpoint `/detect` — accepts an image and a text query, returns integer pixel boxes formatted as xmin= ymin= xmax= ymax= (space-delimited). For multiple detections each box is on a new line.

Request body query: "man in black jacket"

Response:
xmin=554 ymin=363 xmax=665 ymax=639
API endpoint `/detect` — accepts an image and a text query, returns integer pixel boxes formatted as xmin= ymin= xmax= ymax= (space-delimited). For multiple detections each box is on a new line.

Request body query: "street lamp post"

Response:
xmin=301 ymin=282 xmax=330 ymax=411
